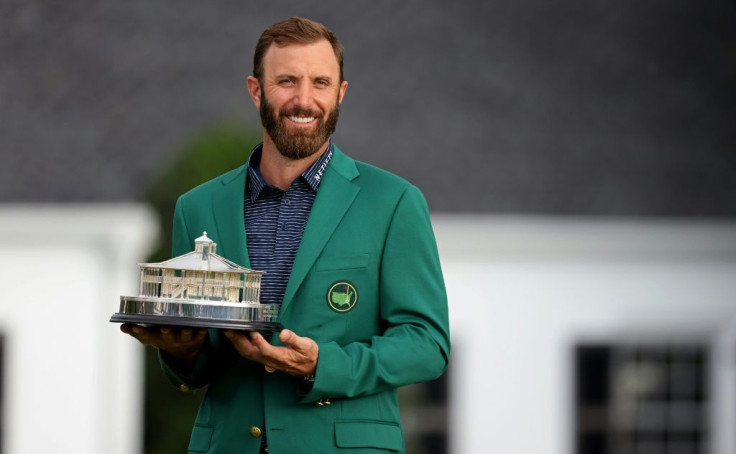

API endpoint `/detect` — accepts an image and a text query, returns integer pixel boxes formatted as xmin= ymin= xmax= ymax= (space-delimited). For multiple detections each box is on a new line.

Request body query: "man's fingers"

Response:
xmin=250 ymin=331 xmax=270 ymax=348
xmin=252 ymin=331 xmax=287 ymax=359
xmin=279 ymin=329 xmax=312 ymax=354
xmin=224 ymin=330 xmax=260 ymax=357
xmin=120 ymin=325 xmax=207 ymax=363
xmin=160 ymin=326 xmax=180 ymax=345
xmin=220 ymin=329 xmax=317 ymax=376
xmin=180 ymin=328 xmax=194 ymax=342
xmin=120 ymin=323 xmax=143 ymax=335
xmin=121 ymin=324 xmax=146 ymax=342
xmin=278 ymin=329 xmax=293 ymax=344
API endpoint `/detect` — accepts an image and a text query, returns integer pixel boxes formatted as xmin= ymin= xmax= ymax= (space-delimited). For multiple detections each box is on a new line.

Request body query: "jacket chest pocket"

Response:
xmin=315 ymin=253 xmax=369 ymax=272
xmin=287 ymin=254 xmax=377 ymax=342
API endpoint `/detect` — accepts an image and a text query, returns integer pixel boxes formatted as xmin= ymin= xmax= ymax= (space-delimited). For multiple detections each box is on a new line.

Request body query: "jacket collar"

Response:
xmin=210 ymin=145 xmax=360 ymax=315
xmin=280 ymin=145 xmax=360 ymax=315
xmin=246 ymin=142 xmax=336 ymax=202
xmin=211 ymin=165 xmax=250 ymax=268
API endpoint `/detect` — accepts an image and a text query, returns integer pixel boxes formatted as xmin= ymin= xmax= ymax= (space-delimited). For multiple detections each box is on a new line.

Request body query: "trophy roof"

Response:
xmin=138 ymin=252 xmax=261 ymax=274
xmin=138 ymin=232 xmax=265 ymax=274
xmin=195 ymin=231 xmax=214 ymax=244
xmin=139 ymin=231 xmax=263 ymax=274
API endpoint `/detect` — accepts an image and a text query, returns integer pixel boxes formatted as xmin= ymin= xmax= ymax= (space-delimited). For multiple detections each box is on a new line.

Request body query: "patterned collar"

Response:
xmin=246 ymin=141 xmax=334 ymax=202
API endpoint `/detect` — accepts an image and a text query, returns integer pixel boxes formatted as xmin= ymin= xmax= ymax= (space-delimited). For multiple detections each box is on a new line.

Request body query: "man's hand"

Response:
xmin=120 ymin=324 xmax=207 ymax=362
xmin=223 ymin=329 xmax=318 ymax=376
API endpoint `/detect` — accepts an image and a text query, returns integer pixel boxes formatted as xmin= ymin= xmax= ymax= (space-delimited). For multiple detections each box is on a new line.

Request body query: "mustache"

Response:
xmin=279 ymin=107 xmax=322 ymax=118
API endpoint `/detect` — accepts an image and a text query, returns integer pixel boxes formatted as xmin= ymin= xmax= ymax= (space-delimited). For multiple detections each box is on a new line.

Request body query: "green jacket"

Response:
xmin=161 ymin=146 xmax=451 ymax=454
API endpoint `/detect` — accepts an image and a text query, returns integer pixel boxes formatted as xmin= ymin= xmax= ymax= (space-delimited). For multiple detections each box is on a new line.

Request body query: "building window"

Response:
xmin=400 ymin=368 xmax=450 ymax=454
xmin=576 ymin=343 xmax=707 ymax=454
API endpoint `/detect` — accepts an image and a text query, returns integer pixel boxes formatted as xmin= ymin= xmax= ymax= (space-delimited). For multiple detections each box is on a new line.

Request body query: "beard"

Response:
xmin=259 ymin=91 xmax=340 ymax=160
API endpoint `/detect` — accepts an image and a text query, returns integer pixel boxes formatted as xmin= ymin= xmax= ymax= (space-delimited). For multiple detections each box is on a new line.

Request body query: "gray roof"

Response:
xmin=3 ymin=0 xmax=735 ymax=215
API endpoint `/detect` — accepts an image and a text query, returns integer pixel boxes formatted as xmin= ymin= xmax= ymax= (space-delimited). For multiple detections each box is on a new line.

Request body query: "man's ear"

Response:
xmin=246 ymin=76 xmax=262 ymax=109
xmin=338 ymin=80 xmax=348 ymax=105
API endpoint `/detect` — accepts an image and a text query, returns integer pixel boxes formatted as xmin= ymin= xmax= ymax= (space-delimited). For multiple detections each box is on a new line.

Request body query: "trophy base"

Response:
xmin=110 ymin=296 xmax=282 ymax=332
xmin=110 ymin=313 xmax=282 ymax=332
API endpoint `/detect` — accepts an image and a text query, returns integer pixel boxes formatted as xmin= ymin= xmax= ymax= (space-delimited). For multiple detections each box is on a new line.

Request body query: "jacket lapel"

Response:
xmin=280 ymin=147 xmax=360 ymax=315
xmin=211 ymin=166 xmax=251 ymax=269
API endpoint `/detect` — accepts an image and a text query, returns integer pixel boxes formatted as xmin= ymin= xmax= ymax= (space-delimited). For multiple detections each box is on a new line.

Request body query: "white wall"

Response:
xmin=3 ymin=209 xmax=734 ymax=454
xmin=432 ymin=216 xmax=736 ymax=454
xmin=0 ymin=205 xmax=158 ymax=454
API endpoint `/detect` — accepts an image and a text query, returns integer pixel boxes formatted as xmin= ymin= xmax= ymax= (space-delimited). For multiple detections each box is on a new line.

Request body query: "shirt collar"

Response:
xmin=246 ymin=142 xmax=334 ymax=202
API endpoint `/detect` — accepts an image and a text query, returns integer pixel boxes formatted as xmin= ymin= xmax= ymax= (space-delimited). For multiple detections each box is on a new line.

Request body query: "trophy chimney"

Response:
xmin=194 ymin=231 xmax=217 ymax=259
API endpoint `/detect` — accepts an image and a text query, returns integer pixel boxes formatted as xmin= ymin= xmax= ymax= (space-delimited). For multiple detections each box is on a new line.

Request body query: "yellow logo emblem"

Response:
xmin=327 ymin=282 xmax=358 ymax=313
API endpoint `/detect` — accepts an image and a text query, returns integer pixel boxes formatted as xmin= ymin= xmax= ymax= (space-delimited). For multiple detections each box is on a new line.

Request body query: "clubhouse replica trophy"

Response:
xmin=110 ymin=232 xmax=281 ymax=332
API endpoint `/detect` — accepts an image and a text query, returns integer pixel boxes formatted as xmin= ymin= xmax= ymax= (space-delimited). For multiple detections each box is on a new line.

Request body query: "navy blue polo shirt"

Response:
xmin=243 ymin=142 xmax=334 ymax=306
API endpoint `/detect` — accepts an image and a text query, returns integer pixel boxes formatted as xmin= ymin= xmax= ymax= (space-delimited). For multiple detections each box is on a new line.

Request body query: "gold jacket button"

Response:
xmin=264 ymin=365 xmax=276 ymax=373
xmin=179 ymin=384 xmax=190 ymax=393
xmin=250 ymin=426 xmax=262 ymax=438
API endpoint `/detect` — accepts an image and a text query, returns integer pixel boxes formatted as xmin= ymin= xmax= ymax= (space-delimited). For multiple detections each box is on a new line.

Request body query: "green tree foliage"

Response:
xmin=145 ymin=123 xmax=261 ymax=263
xmin=142 ymin=122 xmax=260 ymax=454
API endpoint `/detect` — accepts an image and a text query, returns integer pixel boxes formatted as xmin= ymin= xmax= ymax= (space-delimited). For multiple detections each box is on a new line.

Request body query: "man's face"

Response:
xmin=259 ymin=85 xmax=340 ymax=161
xmin=250 ymin=40 xmax=348 ymax=160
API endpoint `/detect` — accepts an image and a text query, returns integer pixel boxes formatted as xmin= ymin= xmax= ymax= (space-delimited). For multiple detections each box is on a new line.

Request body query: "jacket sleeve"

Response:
xmin=158 ymin=195 xmax=218 ymax=390
xmin=300 ymin=185 xmax=451 ymax=402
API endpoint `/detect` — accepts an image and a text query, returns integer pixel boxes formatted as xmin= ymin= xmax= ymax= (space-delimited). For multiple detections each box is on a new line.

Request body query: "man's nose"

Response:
xmin=293 ymin=83 xmax=313 ymax=108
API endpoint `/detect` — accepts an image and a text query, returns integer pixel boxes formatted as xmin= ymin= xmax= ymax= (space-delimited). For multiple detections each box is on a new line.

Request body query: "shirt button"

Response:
xmin=179 ymin=384 xmax=190 ymax=393
xmin=284 ymin=199 xmax=291 ymax=205
xmin=265 ymin=365 xmax=276 ymax=373
xmin=250 ymin=426 xmax=262 ymax=437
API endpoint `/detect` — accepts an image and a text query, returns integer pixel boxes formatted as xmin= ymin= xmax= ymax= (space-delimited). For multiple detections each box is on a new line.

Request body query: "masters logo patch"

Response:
xmin=327 ymin=282 xmax=358 ymax=313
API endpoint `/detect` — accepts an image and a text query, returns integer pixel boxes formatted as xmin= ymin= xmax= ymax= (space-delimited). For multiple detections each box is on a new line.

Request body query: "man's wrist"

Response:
xmin=298 ymin=374 xmax=316 ymax=394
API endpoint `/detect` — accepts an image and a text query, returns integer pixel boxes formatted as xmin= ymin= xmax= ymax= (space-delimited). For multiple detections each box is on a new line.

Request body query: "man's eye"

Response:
xmin=315 ymin=80 xmax=329 ymax=87
xmin=280 ymin=79 xmax=295 ymax=85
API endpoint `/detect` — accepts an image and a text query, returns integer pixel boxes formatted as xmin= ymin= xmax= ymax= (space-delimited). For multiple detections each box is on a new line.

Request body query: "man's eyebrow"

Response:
xmin=270 ymin=73 xmax=335 ymax=83
xmin=272 ymin=73 xmax=329 ymax=78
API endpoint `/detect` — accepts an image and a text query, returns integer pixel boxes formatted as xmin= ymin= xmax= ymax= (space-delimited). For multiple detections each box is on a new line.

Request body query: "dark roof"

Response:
xmin=3 ymin=0 xmax=736 ymax=215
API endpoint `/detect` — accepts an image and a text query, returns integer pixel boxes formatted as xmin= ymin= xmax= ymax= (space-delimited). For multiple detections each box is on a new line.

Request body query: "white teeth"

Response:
xmin=289 ymin=116 xmax=315 ymax=124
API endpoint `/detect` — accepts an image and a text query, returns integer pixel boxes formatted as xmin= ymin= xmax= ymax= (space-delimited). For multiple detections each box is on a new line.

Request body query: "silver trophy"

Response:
xmin=110 ymin=232 xmax=281 ymax=332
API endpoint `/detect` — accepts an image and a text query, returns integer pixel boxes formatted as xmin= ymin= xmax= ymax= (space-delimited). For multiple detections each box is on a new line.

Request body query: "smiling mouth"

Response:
xmin=287 ymin=116 xmax=316 ymax=124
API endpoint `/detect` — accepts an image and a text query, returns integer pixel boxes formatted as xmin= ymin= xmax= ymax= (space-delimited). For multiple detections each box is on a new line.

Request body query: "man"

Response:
xmin=122 ymin=17 xmax=450 ymax=454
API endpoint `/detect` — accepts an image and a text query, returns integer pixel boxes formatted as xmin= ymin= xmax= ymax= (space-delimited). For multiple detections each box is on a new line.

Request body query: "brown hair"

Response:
xmin=253 ymin=17 xmax=344 ymax=82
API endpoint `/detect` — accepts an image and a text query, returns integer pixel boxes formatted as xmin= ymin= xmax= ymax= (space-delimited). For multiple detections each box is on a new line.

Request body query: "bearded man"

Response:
xmin=122 ymin=17 xmax=450 ymax=454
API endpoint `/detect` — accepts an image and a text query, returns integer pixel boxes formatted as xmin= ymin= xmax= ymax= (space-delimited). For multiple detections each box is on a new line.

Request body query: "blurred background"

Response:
xmin=1 ymin=1 xmax=735 ymax=453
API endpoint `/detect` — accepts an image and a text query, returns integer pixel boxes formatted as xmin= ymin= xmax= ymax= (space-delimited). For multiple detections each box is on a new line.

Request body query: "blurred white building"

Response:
xmin=0 ymin=205 xmax=157 ymax=454
xmin=2 ymin=206 xmax=735 ymax=454
xmin=434 ymin=215 xmax=736 ymax=454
